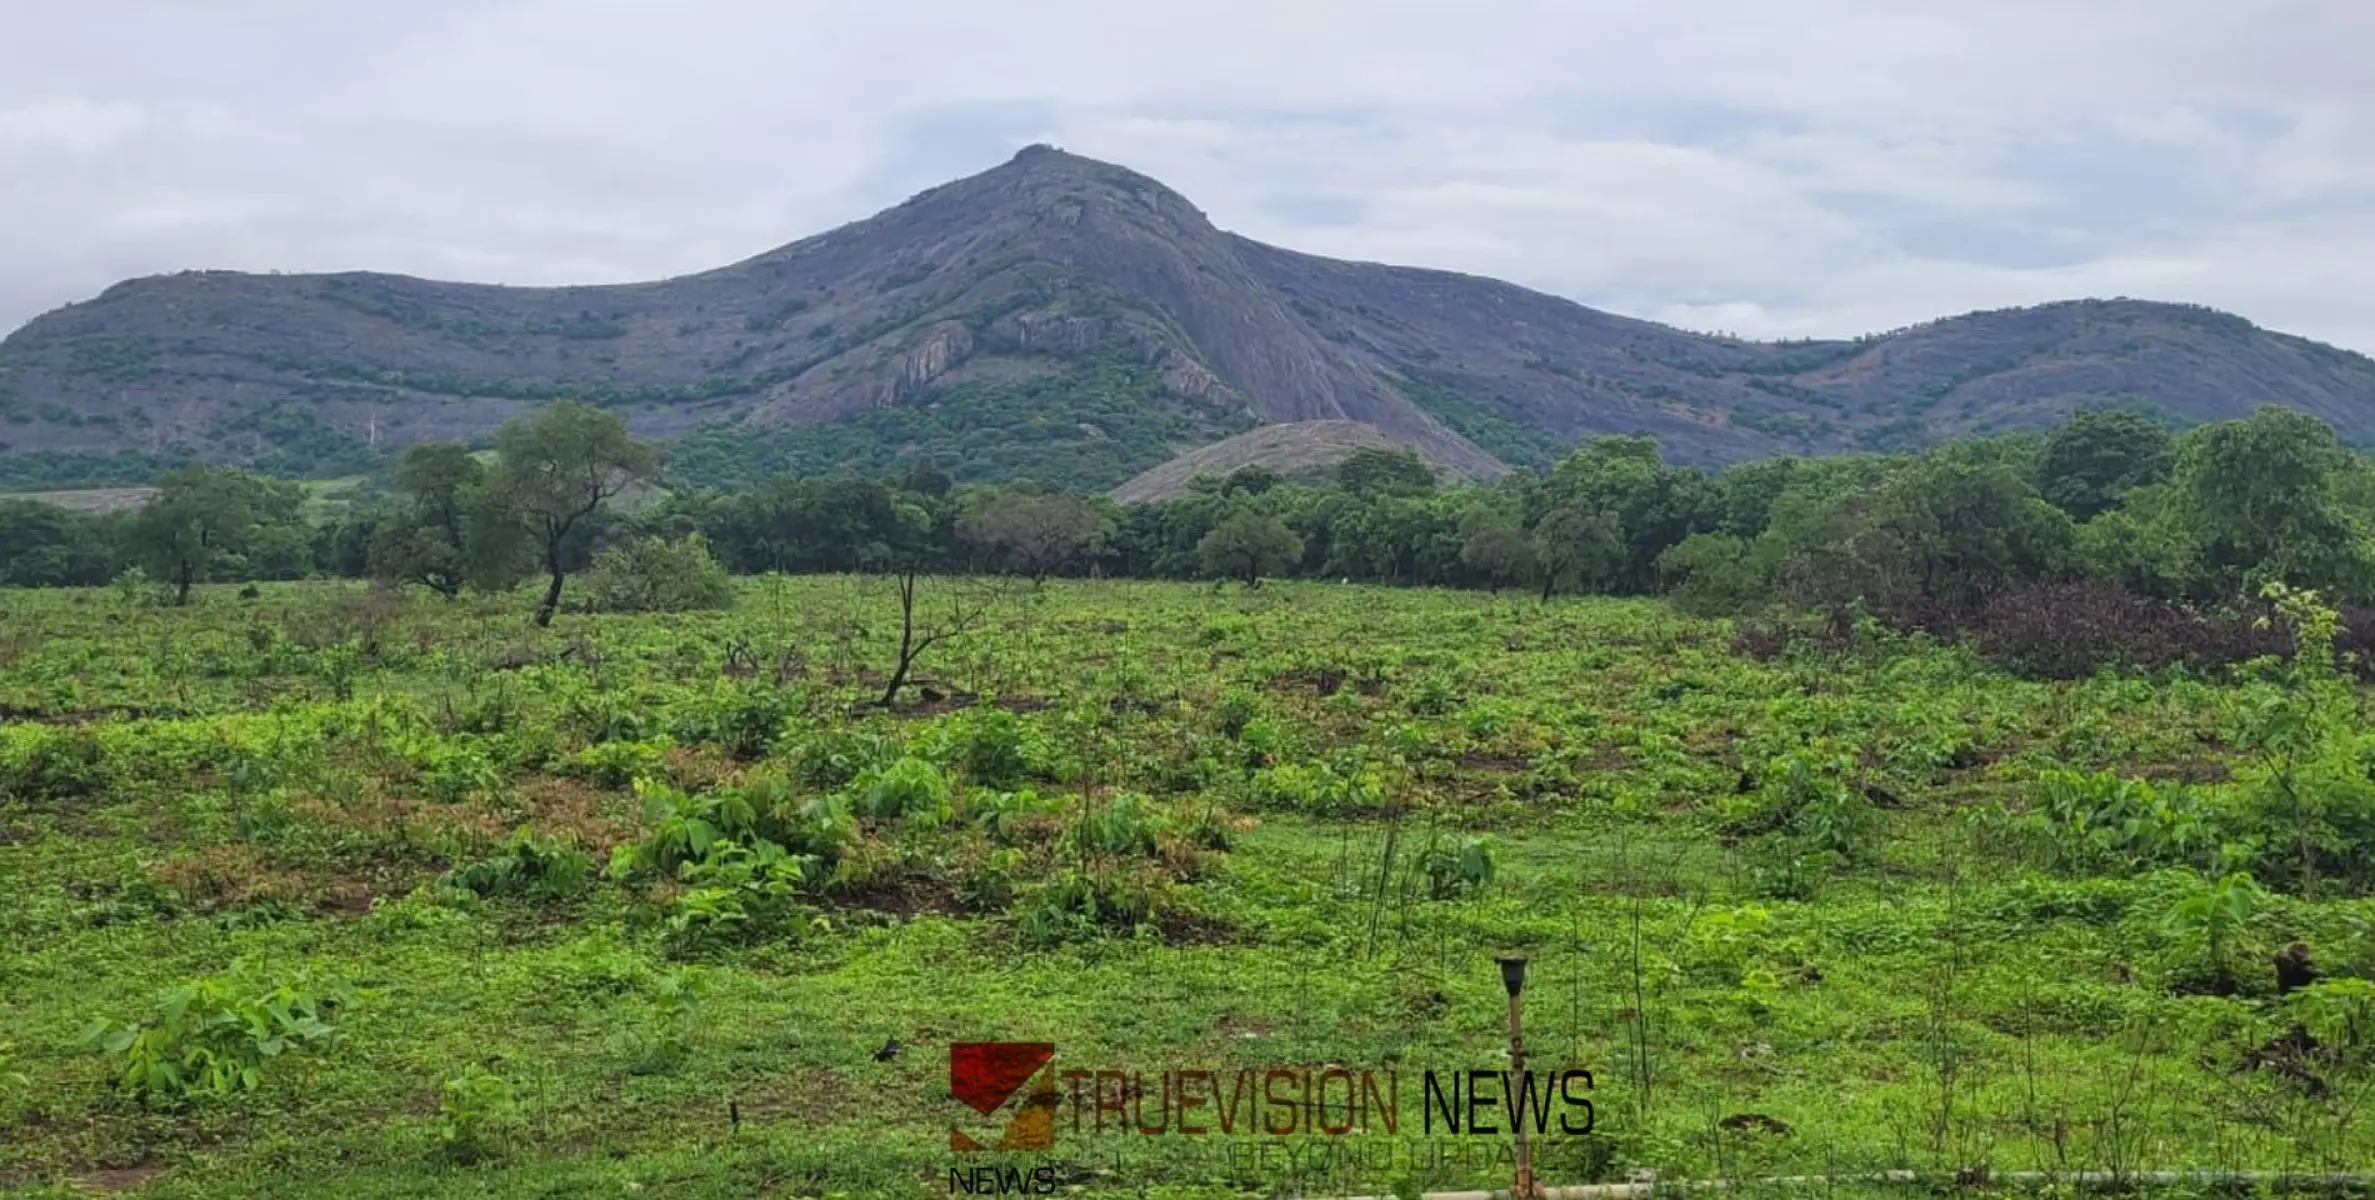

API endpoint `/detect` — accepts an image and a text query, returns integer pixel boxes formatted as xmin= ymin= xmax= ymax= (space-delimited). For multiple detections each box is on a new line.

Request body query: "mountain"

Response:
xmin=5 ymin=144 xmax=2375 ymax=492
xmin=1110 ymin=420 xmax=1499 ymax=504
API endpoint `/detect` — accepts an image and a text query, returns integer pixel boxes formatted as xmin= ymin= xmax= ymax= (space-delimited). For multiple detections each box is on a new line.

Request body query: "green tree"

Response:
xmin=486 ymin=403 xmax=658 ymax=626
xmin=1779 ymin=457 xmax=2071 ymax=619
xmin=1198 ymin=511 xmax=1303 ymax=588
xmin=0 ymin=501 xmax=113 ymax=587
xmin=2037 ymin=409 xmax=2176 ymax=520
xmin=128 ymin=467 xmax=267 ymax=605
xmin=958 ymin=489 xmax=1108 ymax=582
xmin=1333 ymin=447 xmax=1436 ymax=497
xmin=1456 ymin=508 xmax=1531 ymax=592
xmin=370 ymin=442 xmax=494 ymax=598
xmin=2175 ymin=408 xmax=2372 ymax=599
xmin=1528 ymin=503 xmax=1624 ymax=601
xmin=1540 ymin=437 xmax=1709 ymax=593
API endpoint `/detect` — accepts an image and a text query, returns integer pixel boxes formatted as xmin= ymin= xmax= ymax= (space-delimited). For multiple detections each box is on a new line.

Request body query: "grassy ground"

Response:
xmin=1 ymin=577 xmax=2370 ymax=1198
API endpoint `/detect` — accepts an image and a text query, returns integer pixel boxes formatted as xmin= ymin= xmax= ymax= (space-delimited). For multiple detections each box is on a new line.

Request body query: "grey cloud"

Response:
xmin=3 ymin=0 xmax=2374 ymax=357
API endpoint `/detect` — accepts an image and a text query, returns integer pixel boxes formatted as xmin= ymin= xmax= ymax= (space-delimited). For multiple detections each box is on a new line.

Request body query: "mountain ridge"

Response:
xmin=5 ymin=144 xmax=2374 ymax=490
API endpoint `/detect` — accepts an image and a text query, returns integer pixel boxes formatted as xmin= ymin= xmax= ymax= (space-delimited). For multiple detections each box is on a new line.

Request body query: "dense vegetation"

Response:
xmin=10 ymin=572 xmax=2375 ymax=1195
xmin=13 ymin=403 xmax=2375 ymax=678
xmin=15 ymin=403 xmax=2375 ymax=1194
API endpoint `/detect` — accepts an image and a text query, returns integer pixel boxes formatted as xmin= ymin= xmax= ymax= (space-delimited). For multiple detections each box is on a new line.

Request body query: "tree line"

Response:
xmin=9 ymin=400 xmax=2375 ymax=653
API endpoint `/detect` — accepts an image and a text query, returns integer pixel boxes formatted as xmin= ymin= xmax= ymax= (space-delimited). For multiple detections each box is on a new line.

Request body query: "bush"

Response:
xmin=577 ymin=534 xmax=734 ymax=614
xmin=2023 ymin=769 xmax=2229 ymax=873
xmin=80 ymin=965 xmax=352 ymax=1104
xmin=436 ymin=1067 xmax=524 ymax=1163
xmin=1064 ymin=793 xmax=1166 ymax=859
xmin=0 ymin=725 xmax=108 ymax=804
xmin=442 ymin=829 xmax=594 ymax=902
xmin=1019 ymin=863 xmax=1172 ymax=944
xmin=921 ymin=708 xmax=1042 ymax=788
xmin=848 ymin=757 xmax=953 ymax=827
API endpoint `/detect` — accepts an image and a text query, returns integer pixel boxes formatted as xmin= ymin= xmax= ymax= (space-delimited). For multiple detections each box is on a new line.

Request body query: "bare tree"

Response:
xmin=876 ymin=567 xmax=1004 ymax=708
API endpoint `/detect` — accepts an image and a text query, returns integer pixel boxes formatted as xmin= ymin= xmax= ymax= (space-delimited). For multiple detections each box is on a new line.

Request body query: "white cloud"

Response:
xmin=2 ymin=0 xmax=2374 ymax=357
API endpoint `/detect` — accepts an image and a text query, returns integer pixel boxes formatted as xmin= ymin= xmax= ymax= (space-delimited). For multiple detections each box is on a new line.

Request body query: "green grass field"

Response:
xmin=2 ymin=578 xmax=2371 ymax=1198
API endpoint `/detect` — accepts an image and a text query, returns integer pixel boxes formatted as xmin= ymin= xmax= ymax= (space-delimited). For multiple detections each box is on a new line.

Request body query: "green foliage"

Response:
xmin=848 ymin=756 xmax=954 ymax=827
xmin=2160 ymin=871 xmax=2266 ymax=982
xmin=577 ymin=533 xmax=735 ymax=613
xmin=435 ymin=1067 xmax=525 ymax=1163
xmin=1333 ymin=447 xmax=1437 ymax=497
xmin=1248 ymin=759 xmax=1385 ymax=815
xmin=1417 ymin=834 xmax=1495 ymax=899
xmin=442 ymin=830 xmax=594 ymax=903
xmin=1018 ymin=863 xmax=1171 ymax=945
xmin=665 ymin=352 xmax=1244 ymax=493
xmin=2285 ymin=978 xmax=2375 ymax=1060
xmin=1063 ymin=792 xmax=1167 ymax=859
xmin=2025 ymin=769 xmax=2229 ymax=873
xmin=485 ymin=401 xmax=660 ymax=626
xmin=0 ymin=725 xmax=109 ymax=804
xmin=917 ymin=707 xmax=1046 ymax=788
xmin=1197 ymin=510 xmax=1303 ymax=587
xmin=1723 ymin=754 xmax=1873 ymax=861
xmin=2037 ymin=408 xmax=2176 ymax=520
xmin=80 ymin=965 xmax=353 ymax=1104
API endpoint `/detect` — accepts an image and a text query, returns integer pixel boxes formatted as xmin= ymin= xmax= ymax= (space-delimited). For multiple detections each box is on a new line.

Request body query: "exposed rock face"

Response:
xmin=899 ymin=322 xmax=975 ymax=397
xmin=7 ymin=144 xmax=2375 ymax=483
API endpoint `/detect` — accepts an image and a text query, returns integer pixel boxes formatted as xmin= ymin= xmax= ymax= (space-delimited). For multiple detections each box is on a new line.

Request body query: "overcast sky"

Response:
xmin=6 ymin=0 xmax=2375 ymax=352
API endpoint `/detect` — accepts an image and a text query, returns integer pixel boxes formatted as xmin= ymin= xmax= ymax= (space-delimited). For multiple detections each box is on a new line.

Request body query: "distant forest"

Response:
xmin=9 ymin=401 xmax=2375 ymax=679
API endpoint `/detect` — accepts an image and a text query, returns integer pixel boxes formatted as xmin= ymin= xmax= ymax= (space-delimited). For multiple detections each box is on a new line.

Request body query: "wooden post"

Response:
xmin=1498 ymin=956 xmax=1538 ymax=1199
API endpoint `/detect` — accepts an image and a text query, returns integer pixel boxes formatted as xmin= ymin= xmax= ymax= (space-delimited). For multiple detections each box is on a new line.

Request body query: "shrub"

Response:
xmin=1721 ymin=754 xmax=1873 ymax=860
xmin=2162 ymin=871 xmax=2266 ymax=988
xmin=922 ymin=708 xmax=1042 ymax=788
xmin=0 ymin=725 xmax=108 ymax=804
xmin=1064 ymin=793 xmax=1166 ymax=859
xmin=442 ymin=829 xmax=594 ymax=902
xmin=848 ymin=757 xmax=953 ymax=827
xmin=436 ymin=1067 xmax=524 ymax=1163
xmin=968 ymin=788 xmax=1059 ymax=844
xmin=576 ymin=533 xmax=734 ymax=614
xmin=1019 ymin=863 xmax=1172 ymax=945
xmin=1963 ymin=582 xmax=2288 ymax=680
xmin=1417 ymin=834 xmax=1496 ymax=899
xmin=1247 ymin=760 xmax=1383 ymax=816
xmin=702 ymin=680 xmax=793 ymax=761
xmin=80 ymin=965 xmax=352 ymax=1104
xmin=785 ymin=728 xmax=898 ymax=790
xmin=2023 ymin=769 xmax=2229 ymax=873
xmin=557 ymin=737 xmax=673 ymax=789
xmin=667 ymin=840 xmax=815 ymax=947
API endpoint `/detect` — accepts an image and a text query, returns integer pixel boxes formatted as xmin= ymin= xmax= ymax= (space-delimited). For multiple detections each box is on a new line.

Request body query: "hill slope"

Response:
xmin=5 ymin=144 xmax=2375 ymax=490
xmin=1109 ymin=420 xmax=1499 ymax=504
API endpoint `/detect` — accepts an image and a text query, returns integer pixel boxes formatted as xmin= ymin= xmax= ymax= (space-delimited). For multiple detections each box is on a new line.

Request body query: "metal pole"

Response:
xmin=1498 ymin=956 xmax=1537 ymax=1200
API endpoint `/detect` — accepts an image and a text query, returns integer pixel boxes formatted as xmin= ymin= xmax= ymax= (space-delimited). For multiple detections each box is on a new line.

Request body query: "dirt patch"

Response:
xmin=293 ymin=786 xmax=510 ymax=846
xmin=1265 ymin=667 xmax=1346 ymax=696
xmin=737 ymin=1068 xmax=851 ymax=1125
xmin=73 ymin=1165 xmax=168 ymax=1194
xmin=149 ymin=846 xmax=322 ymax=911
xmin=1457 ymin=752 xmax=1530 ymax=773
xmin=316 ymin=882 xmax=375 ymax=916
xmin=510 ymin=776 xmax=635 ymax=851
xmin=993 ymin=694 xmax=1052 ymax=714
xmin=0 ymin=704 xmax=164 ymax=725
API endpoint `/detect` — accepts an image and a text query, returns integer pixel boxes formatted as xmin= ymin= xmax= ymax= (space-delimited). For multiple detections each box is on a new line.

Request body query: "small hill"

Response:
xmin=8 ymin=144 xmax=2375 ymax=490
xmin=1109 ymin=420 xmax=1497 ymax=503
